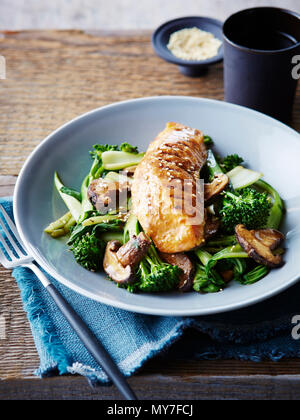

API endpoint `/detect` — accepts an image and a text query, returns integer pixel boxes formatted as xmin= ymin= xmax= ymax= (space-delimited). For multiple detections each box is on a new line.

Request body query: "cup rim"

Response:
xmin=223 ymin=7 xmax=300 ymax=55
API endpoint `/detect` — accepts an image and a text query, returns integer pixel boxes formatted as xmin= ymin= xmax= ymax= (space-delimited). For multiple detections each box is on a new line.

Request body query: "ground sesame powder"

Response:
xmin=167 ymin=27 xmax=221 ymax=61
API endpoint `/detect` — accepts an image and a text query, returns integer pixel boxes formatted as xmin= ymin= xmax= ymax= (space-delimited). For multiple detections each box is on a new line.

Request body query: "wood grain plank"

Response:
xmin=0 ymin=176 xmax=16 ymax=196
xmin=0 ymin=30 xmax=224 ymax=176
xmin=2 ymin=375 xmax=300 ymax=400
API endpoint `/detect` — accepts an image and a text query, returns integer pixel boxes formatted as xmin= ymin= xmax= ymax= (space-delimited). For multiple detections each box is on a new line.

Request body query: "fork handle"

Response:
xmin=25 ymin=264 xmax=137 ymax=400
xmin=46 ymin=284 xmax=137 ymax=400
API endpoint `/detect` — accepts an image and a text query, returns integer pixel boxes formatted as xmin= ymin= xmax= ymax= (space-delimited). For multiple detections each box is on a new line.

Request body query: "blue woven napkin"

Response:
xmin=1 ymin=197 xmax=300 ymax=384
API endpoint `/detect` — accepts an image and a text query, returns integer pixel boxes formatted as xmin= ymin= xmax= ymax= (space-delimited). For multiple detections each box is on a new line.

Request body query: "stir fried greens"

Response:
xmin=45 ymin=142 xmax=142 ymax=272
xmin=119 ymin=142 xmax=139 ymax=154
xmin=191 ymin=146 xmax=285 ymax=293
xmin=44 ymin=211 xmax=76 ymax=238
xmin=45 ymin=132 xmax=285 ymax=295
xmin=69 ymin=231 xmax=106 ymax=272
xmin=220 ymin=188 xmax=271 ymax=233
xmin=220 ymin=154 xmax=244 ymax=172
xmin=133 ymin=246 xmax=181 ymax=293
xmin=67 ymin=218 xmax=124 ymax=271
xmin=123 ymin=214 xmax=181 ymax=293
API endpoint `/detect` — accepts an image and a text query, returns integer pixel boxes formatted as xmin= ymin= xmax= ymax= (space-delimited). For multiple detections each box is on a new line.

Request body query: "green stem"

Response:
xmin=100 ymin=231 xmax=124 ymax=243
xmin=242 ymin=265 xmax=269 ymax=285
xmin=206 ymin=235 xmax=237 ymax=247
xmin=195 ymin=249 xmax=213 ymax=266
xmin=223 ymin=191 xmax=239 ymax=202
xmin=44 ymin=211 xmax=76 ymax=238
xmin=123 ymin=213 xmax=140 ymax=242
xmin=209 ymin=244 xmax=249 ymax=262
xmin=205 ymin=245 xmax=249 ymax=282
xmin=79 ymin=175 xmax=94 ymax=222
xmin=255 ymin=180 xmax=284 ymax=230
xmin=82 ymin=214 xmax=124 ymax=226
xmin=206 ymin=149 xmax=224 ymax=180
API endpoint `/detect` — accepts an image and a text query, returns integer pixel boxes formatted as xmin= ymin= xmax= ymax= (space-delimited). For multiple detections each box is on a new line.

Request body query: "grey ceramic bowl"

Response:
xmin=14 ymin=96 xmax=300 ymax=316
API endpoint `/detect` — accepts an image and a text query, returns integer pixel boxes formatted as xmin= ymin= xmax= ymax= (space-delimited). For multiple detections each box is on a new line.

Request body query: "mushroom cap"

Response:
xmin=204 ymin=174 xmax=229 ymax=202
xmin=103 ymin=241 xmax=136 ymax=284
xmin=116 ymin=232 xmax=151 ymax=268
xmin=235 ymin=224 xmax=285 ymax=268
xmin=88 ymin=178 xmax=131 ymax=213
xmin=204 ymin=213 xmax=221 ymax=240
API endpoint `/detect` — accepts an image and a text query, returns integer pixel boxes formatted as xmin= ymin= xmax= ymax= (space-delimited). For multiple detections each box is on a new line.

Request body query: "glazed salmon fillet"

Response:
xmin=131 ymin=122 xmax=207 ymax=253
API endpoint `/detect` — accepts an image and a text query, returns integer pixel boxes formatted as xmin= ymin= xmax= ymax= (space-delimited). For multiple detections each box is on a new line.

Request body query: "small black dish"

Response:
xmin=152 ymin=16 xmax=223 ymax=77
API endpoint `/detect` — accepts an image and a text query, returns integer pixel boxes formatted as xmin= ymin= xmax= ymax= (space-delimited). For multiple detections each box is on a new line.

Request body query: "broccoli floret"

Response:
xmin=89 ymin=144 xmax=119 ymax=161
xmin=69 ymin=230 xmax=105 ymax=271
xmin=68 ymin=218 xmax=123 ymax=270
xmin=136 ymin=246 xmax=181 ymax=292
xmin=123 ymin=214 xmax=181 ymax=293
xmin=221 ymin=188 xmax=271 ymax=233
xmin=120 ymin=142 xmax=139 ymax=154
xmin=221 ymin=154 xmax=244 ymax=172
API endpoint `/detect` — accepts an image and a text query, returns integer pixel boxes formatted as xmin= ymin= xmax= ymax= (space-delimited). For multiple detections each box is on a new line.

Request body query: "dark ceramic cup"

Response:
xmin=223 ymin=7 xmax=300 ymax=122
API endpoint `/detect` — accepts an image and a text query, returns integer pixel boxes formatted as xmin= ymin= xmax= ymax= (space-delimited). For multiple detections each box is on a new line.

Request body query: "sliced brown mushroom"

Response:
xmin=252 ymin=229 xmax=285 ymax=250
xmin=160 ymin=252 xmax=195 ymax=292
xmin=235 ymin=224 xmax=285 ymax=268
xmin=205 ymin=214 xmax=221 ymax=240
xmin=103 ymin=241 xmax=135 ymax=284
xmin=116 ymin=232 xmax=151 ymax=268
xmin=204 ymin=174 xmax=229 ymax=202
xmin=108 ymin=240 xmax=122 ymax=252
xmin=88 ymin=179 xmax=131 ymax=213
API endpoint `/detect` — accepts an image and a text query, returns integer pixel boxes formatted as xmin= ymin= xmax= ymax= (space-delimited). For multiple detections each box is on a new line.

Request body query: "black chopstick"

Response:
xmin=46 ymin=283 xmax=138 ymax=400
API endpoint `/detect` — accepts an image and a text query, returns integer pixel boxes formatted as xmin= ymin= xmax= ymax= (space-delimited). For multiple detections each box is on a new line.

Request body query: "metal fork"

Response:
xmin=0 ymin=204 xmax=137 ymax=400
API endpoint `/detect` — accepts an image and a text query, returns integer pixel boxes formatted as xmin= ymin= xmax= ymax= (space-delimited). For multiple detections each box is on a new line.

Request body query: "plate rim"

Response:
xmin=13 ymin=95 xmax=300 ymax=316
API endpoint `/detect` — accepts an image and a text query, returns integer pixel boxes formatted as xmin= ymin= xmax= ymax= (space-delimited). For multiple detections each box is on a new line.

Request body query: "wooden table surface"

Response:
xmin=1 ymin=30 xmax=300 ymax=401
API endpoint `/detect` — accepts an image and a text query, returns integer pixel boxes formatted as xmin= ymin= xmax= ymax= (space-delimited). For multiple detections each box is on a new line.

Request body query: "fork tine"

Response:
xmin=0 ymin=205 xmax=24 ymax=244
xmin=0 ymin=247 xmax=10 ymax=268
xmin=0 ymin=215 xmax=26 ymax=257
xmin=0 ymin=204 xmax=27 ymax=255
xmin=0 ymin=231 xmax=16 ymax=261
